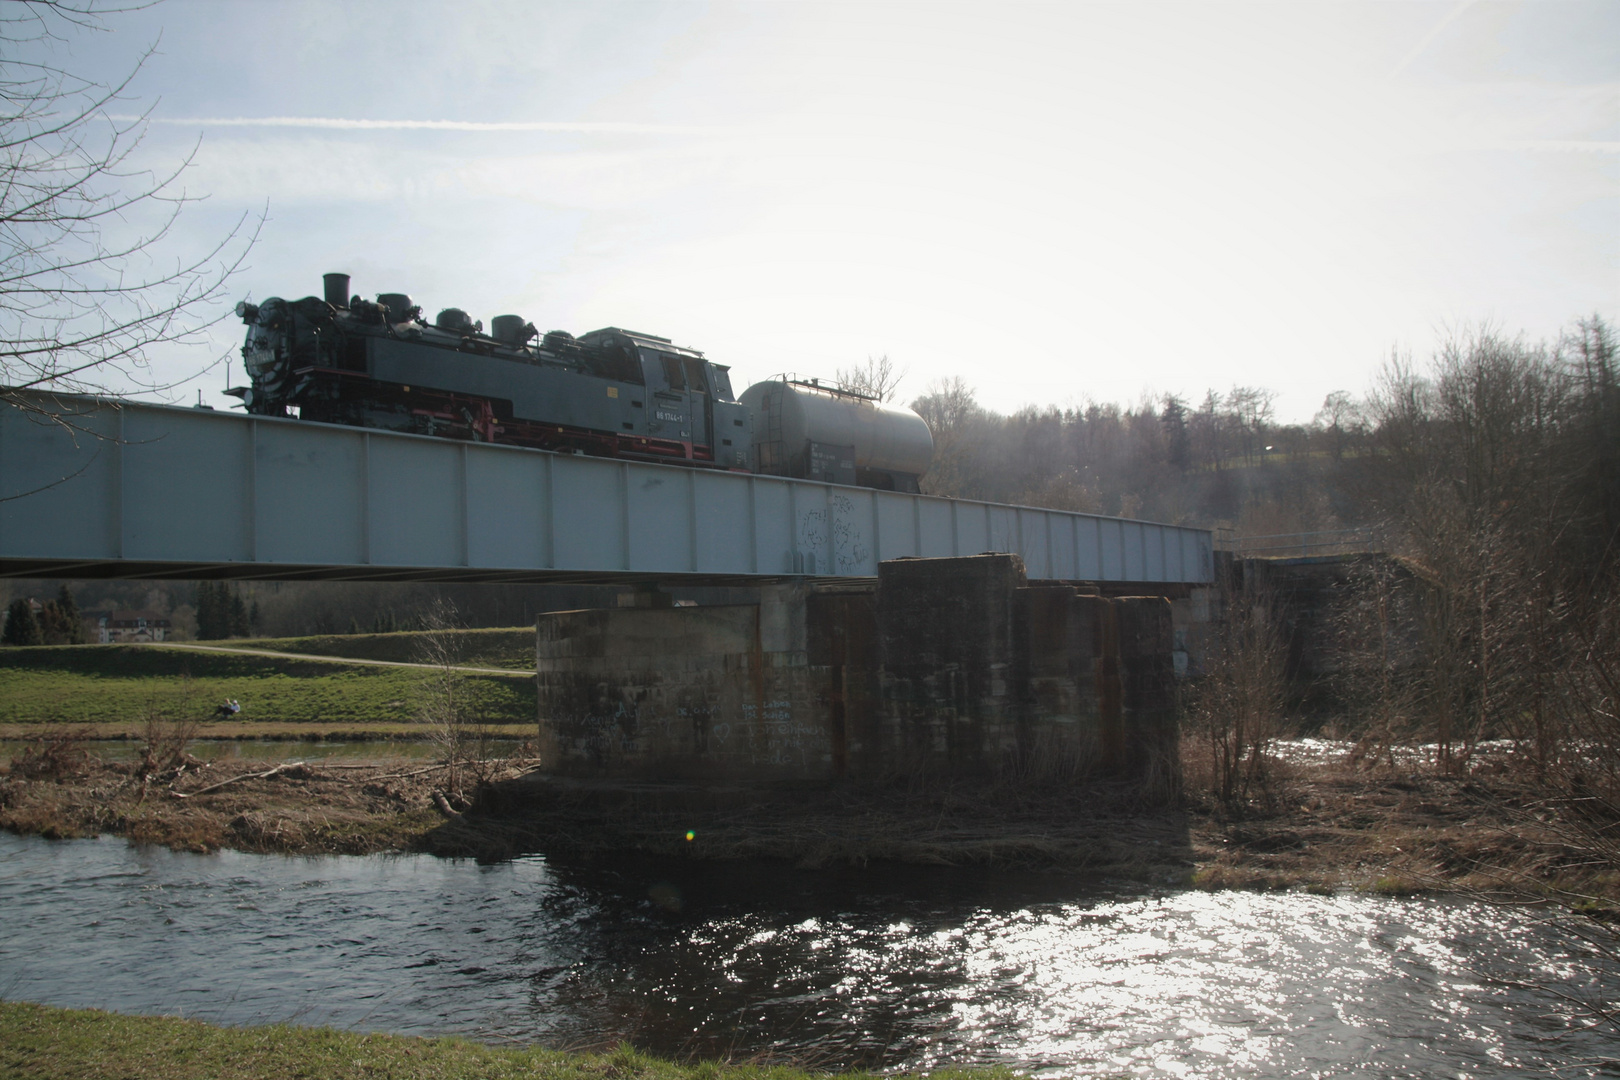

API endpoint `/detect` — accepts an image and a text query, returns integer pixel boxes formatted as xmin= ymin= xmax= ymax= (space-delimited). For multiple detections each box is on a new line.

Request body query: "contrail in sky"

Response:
xmin=1389 ymin=0 xmax=1476 ymax=77
xmin=108 ymin=115 xmax=724 ymax=135
xmin=1503 ymin=140 xmax=1620 ymax=154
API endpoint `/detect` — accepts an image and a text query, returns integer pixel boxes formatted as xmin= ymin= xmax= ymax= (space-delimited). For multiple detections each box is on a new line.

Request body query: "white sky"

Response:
xmin=38 ymin=0 xmax=1620 ymax=421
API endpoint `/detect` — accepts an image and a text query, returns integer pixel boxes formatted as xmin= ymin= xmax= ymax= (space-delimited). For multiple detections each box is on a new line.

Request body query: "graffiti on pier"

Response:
xmin=737 ymin=699 xmax=830 ymax=766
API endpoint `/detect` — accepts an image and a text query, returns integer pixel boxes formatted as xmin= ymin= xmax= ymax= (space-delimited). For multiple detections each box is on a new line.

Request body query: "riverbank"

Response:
xmin=0 ymin=738 xmax=541 ymax=854
xmin=1182 ymin=757 xmax=1613 ymax=900
xmin=0 ymin=1001 xmax=991 ymax=1080
xmin=1 ymin=738 xmax=1611 ymax=899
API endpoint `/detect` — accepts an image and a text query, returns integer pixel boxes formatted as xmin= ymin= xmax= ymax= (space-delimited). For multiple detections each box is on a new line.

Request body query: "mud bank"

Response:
xmin=1 ymin=743 xmax=1611 ymax=898
xmin=0 ymin=750 xmax=498 ymax=856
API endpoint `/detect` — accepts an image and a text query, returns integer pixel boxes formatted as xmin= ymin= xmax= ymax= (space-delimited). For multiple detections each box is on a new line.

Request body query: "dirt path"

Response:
xmin=148 ymin=643 xmax=535 ymax=678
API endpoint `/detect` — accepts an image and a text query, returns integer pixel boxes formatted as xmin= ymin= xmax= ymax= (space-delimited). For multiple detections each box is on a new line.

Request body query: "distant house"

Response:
xmin=87 ymin=609 xmax=173 ymax=643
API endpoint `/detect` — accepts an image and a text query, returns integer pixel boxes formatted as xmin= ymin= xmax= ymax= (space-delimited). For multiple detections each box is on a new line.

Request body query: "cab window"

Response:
xmin=659 ymin=355 xmax=685 ymax=391
xmin=682 ymin=358 xmax=709 ymax=394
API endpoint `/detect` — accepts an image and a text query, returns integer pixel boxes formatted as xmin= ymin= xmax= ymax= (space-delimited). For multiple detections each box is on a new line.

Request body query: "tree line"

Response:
xmin=906 ymin=318 xmax=1613 ymax=548
xmin=2 ymin=585 xmax=85 ymax=646
xmin=907 ymin=373 xmax=1369 ymax=532
xmin=1044 ymin=316 xmax=1620 ymax=809
xmin=1335 ymin=318 xmax=1618 ymax=786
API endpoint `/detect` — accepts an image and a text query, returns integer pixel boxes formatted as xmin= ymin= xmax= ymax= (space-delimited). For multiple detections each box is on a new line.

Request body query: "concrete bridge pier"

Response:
xmin=535 ymin=554 xmax=1179 ymax=789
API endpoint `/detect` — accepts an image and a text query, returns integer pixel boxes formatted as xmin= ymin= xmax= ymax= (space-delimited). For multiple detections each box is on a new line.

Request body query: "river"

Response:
xmin=1 ymin=831 xmax=1615 ymax=1077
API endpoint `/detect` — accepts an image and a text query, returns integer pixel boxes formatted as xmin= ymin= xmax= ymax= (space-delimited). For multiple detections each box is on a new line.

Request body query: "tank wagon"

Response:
xmin=232 ymin=273 xmax=931 ymax=492
xmin=740 ymin=378 xmax=930 ymax=492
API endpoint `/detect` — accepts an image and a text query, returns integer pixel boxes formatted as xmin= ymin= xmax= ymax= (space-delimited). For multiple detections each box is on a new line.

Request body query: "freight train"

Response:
xmin=232 ymin=273 xmax=931 ymax=492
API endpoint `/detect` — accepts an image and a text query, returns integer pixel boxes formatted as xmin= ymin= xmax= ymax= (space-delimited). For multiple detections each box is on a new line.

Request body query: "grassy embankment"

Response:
xmin=0 ymin=628 xmax=538 ymax=740
xmin=0 ymin=1002 xmax=1010 ymax=1080
xmin=239 ymin=626 xmax=538 ymax=670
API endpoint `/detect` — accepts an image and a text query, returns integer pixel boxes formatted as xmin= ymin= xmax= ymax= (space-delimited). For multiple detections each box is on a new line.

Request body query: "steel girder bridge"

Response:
xmin=0 ymin=391 xmax=1214 ymax=588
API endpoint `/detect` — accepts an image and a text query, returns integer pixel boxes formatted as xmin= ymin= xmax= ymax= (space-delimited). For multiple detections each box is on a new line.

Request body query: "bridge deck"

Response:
xmin=0 ymin=392 xmax=1213 ymax=585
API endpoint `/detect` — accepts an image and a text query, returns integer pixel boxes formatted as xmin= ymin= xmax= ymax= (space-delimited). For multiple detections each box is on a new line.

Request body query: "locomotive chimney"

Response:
xmin=323 ymin=272 xmax=351 ymax=308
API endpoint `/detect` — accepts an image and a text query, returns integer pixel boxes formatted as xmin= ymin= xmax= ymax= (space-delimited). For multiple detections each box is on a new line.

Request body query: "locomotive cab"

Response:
xmin=576 ymin=328 xmax=751 ymax=471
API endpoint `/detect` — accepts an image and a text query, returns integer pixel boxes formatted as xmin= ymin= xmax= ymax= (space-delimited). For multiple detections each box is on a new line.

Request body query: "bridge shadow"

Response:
xmin=416 ymin=771 xmax=1195 ymax=888
xmin=413 ymin=789 xmax=1194 ymax=1070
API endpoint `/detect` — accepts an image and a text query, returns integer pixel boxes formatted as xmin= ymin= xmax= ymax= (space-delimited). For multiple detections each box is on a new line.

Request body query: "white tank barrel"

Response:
xmin=739 ymin=378 xmax=932 ymax=491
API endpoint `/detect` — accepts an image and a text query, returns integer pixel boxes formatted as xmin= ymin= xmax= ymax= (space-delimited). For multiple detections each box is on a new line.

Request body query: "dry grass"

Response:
xmin=0 ymin=746 xmax=540 ymax=855
xmin=1179 ymin=738 xmax=1620 ymax=900
xmin=6 ymin=726 xmax=93 ymax=780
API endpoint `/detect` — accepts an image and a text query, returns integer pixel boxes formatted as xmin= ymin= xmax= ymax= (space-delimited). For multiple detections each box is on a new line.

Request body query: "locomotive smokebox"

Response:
xmin=323 ymin=273 xmax=351 ymax=308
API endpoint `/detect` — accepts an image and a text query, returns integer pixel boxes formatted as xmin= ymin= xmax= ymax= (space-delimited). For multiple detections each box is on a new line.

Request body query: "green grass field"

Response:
xmin=244 ymin=626 xmax=538 ymax=670
xmin=0 ymin=1002 xmax=1014 ymax=1080
xmin=0 ymin=643 xmax=535 ymax=727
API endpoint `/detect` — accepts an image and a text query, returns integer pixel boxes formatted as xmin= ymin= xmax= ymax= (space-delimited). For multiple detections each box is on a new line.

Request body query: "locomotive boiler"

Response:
xmin=232 ymin=273 xmax=931 ymax=492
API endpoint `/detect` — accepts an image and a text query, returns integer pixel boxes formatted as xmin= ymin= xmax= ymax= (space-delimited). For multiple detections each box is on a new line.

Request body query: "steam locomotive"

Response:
xmin=232 ymin=273 xmax=932 ymax=492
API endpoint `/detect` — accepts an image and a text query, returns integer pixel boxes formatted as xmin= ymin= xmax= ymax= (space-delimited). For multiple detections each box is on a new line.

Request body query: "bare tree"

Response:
xmin=1226 ymin=385 xmax=1276 ymax=466
xmin=1184 ymin=563 xmax=1286 ymax=803
xmin=413 ymin=598 xmax=506 ymax=806
xmin=835 ymin=353 xmax=906 ymax=402
xmin=910 ymin=376 xmax=987 ymax=497
xmin=1349 ymin=324 xmax=1620 ymax=786
xmin=1 ymin=1 xmax=258 ymax=417
xmin=911 ymin=375 xmax=978 ymax=434
xmin=1313 ymin=390 xmax=1363 ymax=461
xmin=1190 ymin=389 xmax=1226 ymax=471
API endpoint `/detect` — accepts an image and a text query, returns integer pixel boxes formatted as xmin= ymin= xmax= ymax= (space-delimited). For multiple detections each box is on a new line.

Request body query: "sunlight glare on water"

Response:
xmin=0 ymin=832 xmax=1613 ymax=1077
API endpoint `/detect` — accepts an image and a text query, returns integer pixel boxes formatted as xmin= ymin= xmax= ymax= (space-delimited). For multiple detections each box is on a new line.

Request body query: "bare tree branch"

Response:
xmin=836 ymin=353 xmax=907 ymax=403
xmin=0 ymin=0 xmax=260 ymax=414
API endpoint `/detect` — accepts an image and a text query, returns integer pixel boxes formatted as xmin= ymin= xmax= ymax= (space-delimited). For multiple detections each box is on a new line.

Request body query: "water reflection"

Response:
xmin=0 ymin=833 xmax=1613 ymax=1077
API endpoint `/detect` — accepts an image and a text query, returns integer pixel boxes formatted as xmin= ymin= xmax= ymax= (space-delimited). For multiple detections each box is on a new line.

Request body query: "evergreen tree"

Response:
xmin=193 ymin=582 xmax=210 ymax=639
xmin=1162 ymin=394 xmax=1191 ymax=473
xmin=55 ymin=585 xmax=85 ymax=644
xmin=2 ymin=599 xmax=42 ymax=646
xmin=248 ymin=597 xmax=261 ymax=636
xmin=228 ymin=589 xmax=249 ymax=638
xmin=37 ymin=599 xmax=68 ymax=643
xmin=195 ymin=581 xmax=225 ymax=640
